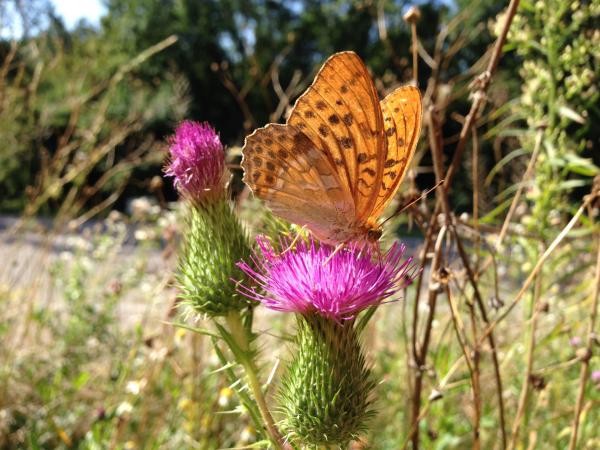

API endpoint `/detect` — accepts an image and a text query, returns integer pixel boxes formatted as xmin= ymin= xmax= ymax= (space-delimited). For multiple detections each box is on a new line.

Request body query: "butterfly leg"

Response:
xmin=374 ymin=242 xmax=382 ymax=261
xmin=280 ymin=225 xmax=308 ymax=255
xmin=322 ymin=242 xmax=346 ymax=266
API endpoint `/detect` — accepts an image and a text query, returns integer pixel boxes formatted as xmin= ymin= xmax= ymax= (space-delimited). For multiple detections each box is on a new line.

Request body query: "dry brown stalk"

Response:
xmin=403 ymin=6 xmax=421 ymax=86
xmin=428 ymin=107 xmax=508 ymax=448
xmin=434 ymin=186 xmax=599 ymax=420
xmin=407 ymin=6 xmax=523 ymax=444
xmin=443 ymin=0 xmax=521 ymax=191
xmin=567 ymin=204 xmax=600 ymax=450
xmin=444 ymin=284 xmax=481 ymax=449
xmin=481 ymin=192 xmax=596 ymax=340
xmin=408 ymin=223 xmax=446 ymax=450
xmin=406 ymin=18 xmax=522 ymax=445
xmin=472 ymin=125 xmax=481 ymax=266
xmin=509 ymin=269 xmax=544 ymax=449
xmin=407 ymin=106 xmax=447 ymax=450
xmin=495 ymin=129 xmax=543 ymax=251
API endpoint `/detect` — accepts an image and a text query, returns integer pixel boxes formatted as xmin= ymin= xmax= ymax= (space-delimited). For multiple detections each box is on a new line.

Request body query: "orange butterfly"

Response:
xmin=241 ymin=51 xmax=422 ymax=245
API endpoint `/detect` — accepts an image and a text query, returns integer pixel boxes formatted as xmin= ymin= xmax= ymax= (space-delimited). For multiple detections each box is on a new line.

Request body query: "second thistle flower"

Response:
xmin=238 ymin=237 xmax=415 ymax=321
xmin=165 ymin=120 xmax=227 ymax=203
xmin=238 ymin=238 xmax=415 ymax=446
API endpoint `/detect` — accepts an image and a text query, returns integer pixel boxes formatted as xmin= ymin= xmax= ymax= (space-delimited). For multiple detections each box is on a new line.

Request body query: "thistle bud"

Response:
xmin=177 ymin=200 xmax=253 ymax=316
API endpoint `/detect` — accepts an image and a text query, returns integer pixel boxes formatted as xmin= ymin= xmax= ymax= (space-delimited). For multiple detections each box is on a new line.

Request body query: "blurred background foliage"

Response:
xmin=3 ymin=0 xmax=596 ymax=218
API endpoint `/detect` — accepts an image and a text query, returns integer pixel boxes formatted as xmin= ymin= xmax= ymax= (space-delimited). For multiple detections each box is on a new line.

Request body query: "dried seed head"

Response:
xmin=403 ymin=6 xmax=421 ymax=24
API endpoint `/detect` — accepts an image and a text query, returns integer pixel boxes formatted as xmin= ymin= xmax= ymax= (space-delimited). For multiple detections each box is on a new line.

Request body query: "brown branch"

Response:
xmin=480 ymin=190 xmax=597 ymax=342
xmin=472 ymin=125 xmax=481 ymax=267
xmin=444 ymin=284 xmax=480 ymax=449
xmin=568 ymin=205 xmax=600 ymax=450
xmin=428 ymin=106 xmax=508 ymax=448
xmin=494 ymin=129 xmax=543 ymax=251
xmin=509 ymin=268 xmax=544 ymax=449
xmin=443 ymin=0 xmax=521 ymax=190
xmin=409 ymin=225 xmax=447 ymax=450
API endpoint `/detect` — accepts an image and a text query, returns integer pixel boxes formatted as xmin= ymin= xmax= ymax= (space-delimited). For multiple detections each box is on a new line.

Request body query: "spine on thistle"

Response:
xmin=238 ymin=237 xmax=416 ymax=446
xmin=165 ymin=121 xmax=252 ymax=316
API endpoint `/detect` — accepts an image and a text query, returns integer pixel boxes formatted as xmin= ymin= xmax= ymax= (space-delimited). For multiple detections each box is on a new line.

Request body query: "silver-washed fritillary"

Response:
xmin=241 ymin=51 xmax=422 ymax=244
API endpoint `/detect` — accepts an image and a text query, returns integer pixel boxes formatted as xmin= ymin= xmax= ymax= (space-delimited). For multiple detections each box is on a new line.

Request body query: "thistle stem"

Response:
xmin=225 ymin=311 xmax=287 ymax=450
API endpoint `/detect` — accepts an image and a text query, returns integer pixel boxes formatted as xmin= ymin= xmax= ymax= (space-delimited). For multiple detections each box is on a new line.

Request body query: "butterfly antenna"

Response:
xmin=381 ymin=179 xmax=445 ymax=226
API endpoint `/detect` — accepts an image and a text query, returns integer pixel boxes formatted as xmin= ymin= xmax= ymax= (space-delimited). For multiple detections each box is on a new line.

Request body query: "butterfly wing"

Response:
xmin=241 ymin=123 xmax=355 ymax=242
xmin=369 ymin=86 xmax=422 ymax=220
xmin=287 ymin=51 xmax=386 ymax=224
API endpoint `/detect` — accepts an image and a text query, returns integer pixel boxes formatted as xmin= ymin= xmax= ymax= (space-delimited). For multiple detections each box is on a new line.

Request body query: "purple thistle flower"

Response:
xmin=569 ymin=336 xmax=582 ymax=347
xmin=592 ymin=370 xmax=600 ymax=384
xmin=237 ymin=236 xmax=416 ymax=321
xmin=164 ymin=121 xmax=226 ymax=202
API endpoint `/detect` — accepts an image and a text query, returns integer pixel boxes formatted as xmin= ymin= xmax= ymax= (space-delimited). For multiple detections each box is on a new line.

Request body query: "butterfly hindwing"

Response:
xmin=242 ymin=123 xmax=355 ymax=240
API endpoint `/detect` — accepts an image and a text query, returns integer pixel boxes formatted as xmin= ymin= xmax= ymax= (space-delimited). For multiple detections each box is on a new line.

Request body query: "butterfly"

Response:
xmin=241 ymin=51 xmax=422 ymax=245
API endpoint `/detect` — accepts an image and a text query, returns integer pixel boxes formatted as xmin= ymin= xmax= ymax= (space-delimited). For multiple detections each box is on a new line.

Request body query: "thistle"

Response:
xmin=238 ymin=237 xmax=415 ymax=446
xmin=165 ymin=120 xmax=226 ymax=204
xmin=165 ymin=121 xmax=252 ymax=316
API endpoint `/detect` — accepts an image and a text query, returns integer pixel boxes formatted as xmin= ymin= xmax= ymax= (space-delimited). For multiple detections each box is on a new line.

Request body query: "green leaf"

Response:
xmin=485 ymin=148 xmax=528 ymax=186
xmin=563 ymin=154 xmax=599 ymax=177
xmin=167 ymin=321 xmax=221 ymax=339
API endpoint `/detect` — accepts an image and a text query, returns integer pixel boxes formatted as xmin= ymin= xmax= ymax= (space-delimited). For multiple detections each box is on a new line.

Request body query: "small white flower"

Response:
xmin=134 ymin=229 xmax=149 ymax=241
xmin=126 ymin=381 xmax=141 ymax=395
xmin=116 ymin=401 xmax=133 ymax=416
xmin=149 ymin=347 xmax=168 ymax=362
xmin=218 ymin=387 xmax=234 ymax=407
xmin=240 ymin=426 xmax=256 ymax=443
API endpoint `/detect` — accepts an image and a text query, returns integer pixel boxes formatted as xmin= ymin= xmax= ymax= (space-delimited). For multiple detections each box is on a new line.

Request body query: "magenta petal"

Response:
xmin=237 ymin=236 xmax=417 ymax=321
xmin=164 ymin=121 xmax=225 ymax=200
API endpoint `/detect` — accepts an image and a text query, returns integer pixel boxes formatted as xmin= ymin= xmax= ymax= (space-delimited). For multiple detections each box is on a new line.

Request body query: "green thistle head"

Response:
xmin=177 ymin=199 xmax=253 ymax=316
xmin=278 ymin=315 xmax=376 ymax=447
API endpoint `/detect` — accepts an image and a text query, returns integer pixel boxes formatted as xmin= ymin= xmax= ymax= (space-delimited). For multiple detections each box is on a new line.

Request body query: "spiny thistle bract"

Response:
xmin=178 ymin=199 xmax=253 ymax=316
xmin=279 ymin=315 xmax=376 ymax=446
xmin=237 ymin=237 xmax=416 ymax=445
xmin=165 ymin=121 xmax=253 ymax=316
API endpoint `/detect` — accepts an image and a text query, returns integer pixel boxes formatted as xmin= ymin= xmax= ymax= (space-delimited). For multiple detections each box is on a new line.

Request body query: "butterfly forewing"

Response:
xmin=287 ymin=51 xmax=386 ymax=223
xmin=370 ymin=86 xmax=422 ymax=220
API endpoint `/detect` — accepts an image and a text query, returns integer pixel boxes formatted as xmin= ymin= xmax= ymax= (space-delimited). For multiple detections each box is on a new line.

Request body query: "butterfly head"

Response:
xmin=364 ymin=223 xmax=383 ymax=243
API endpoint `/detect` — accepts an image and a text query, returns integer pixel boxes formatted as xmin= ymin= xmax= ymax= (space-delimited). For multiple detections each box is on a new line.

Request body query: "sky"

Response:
xmin=51 ymin=0 xmax=106 ymax=28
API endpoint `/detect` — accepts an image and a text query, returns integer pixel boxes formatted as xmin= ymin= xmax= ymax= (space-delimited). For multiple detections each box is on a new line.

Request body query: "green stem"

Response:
xmin=225 ymin=311 xmax=287 ymax=450
xmin=210 ymin=336 xmax=264 ymax=432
